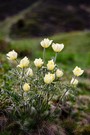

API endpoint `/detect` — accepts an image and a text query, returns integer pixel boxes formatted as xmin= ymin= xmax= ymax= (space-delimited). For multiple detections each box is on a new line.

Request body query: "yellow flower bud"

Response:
xmin=52 ymin=43 xmax=64 ymax=52
xmin=26 ymin=68 xmax=33 ymax=77
xmin=40 ymin=38 xmax=53 ymax=48
xmin=71 ymin=78 xmax=78 ymax=86
xmin=47 ymin=60 xmax=55 ymax=70
xmin=44 ymin=73 xmax=55 ymax=84
xmin=23 ymin=83 xmax=30 ymax=92
xmin=56 ymin=69 xmax=63 ymax=78
xmin=6 ymin=50 xmax=18 ymax=60
xmin=73 ymin=66 xmax=84 ymax=76
xmin=17 ymin=57 xmax=29 ymax=68
xmin=34 ymin=58 xmax=44 ymax=68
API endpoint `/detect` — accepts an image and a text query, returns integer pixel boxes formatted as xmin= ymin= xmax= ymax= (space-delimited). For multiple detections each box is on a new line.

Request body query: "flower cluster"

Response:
xmin=5 ymin=38 xmax=84 ymax=126
xmin=6 ymin=39 xmax=84 ymax=91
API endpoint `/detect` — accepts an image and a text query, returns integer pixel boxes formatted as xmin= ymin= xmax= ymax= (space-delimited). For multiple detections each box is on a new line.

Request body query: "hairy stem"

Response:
xmin=54 ymin=53 xmax=58 ymax=63
xmin=43 ymin=48 xmax=46 ymax=62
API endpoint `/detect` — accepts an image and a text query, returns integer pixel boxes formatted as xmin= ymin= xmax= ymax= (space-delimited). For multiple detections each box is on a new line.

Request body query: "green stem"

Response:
xmin=60 ymin=88 xmax=69 ymax=101
xmin=16 ymin=59 xmax=19 ymax=64
xmin=54 ymin=53 xmax=58 ymax=63
xmin=46 ymin=92 xmax=49 ymax=105
xmin=46 ymin=84 xmax=50 ymax=105
xmin=72 ymin=76 xmax=76 ymax=84
xmin=19 ymin=68 xmax=24 ymax=99
xmin=22 ymin=68 xmax=24 ymax=78
xmin=43 ymin=48 xmax=46 ymax=62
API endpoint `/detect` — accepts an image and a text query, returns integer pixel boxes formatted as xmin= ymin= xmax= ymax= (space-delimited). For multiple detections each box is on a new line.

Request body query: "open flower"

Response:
xmin=56 ymin=69 xmax=63 ymax=78
xmin=47 ymin=59 xmax=55 ymax=70
xmin=26 ymin=68 xmax=33 ymax=77
xmin=17 ymin=57 xmax=29 ymax=68
xmin=71 ymin=78 xmax=78 ymax=86
xmin=34 ymin=58 xmax=44 ymax=68
xmin=73 ymin=66 xmax=84 ymax=76
xmin=52 ymin=43 xmax=64 ymax=52
xmin=44 ymin=73 xmax=55 ymax=84
xmin=6 ymin=50 xmax=18 ymax=60
xmin=40 ymin=38 xmax=53 ymax=48
xmin=23 ymin=83 xmax=30 ymax=92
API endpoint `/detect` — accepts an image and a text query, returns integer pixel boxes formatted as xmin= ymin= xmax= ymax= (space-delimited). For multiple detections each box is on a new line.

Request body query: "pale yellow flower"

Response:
xmin=26 ymin=68 xmax=33 ymax=77
xmin=23 ymin=83 xmax=30 ymax=92
xmin=71 ymin=78 xmax=78 ymax=86
xmin=52 ymin=43 xmax=64 ymax=52
xmin=6 ymin=50 xmax=18 ymax=60
xmin=73 ymin=66 xmax=84 ymax=76
xmin=17 ymin=57 xmax=29 ymax=68
xmin=34 ymin=58 xmax=44 ymax=68
xmin=40 ymin=38 xmax=53 ymax=48
xmin=44 ymin=73 xmax=55 ymax=84
xmin=47 ymin=59 xmax=55 ymax=70
xmin=56 ymin=69 xmax=63 ymax=78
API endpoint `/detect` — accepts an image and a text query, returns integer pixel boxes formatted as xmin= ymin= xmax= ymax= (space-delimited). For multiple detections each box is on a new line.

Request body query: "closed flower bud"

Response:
xmin=44 ymin=73 xmax=55 ymax=84
xmin=47 ymin=59 xmax=55 ymax=70
xmin=52 ymin=43 xmax=64 ymax=52
xmin=40 ymin=38 xmax=53 ymax=48
xmin=26 ymin=68 xmax=33 ymax=77
xmin=17 ymin=57 xmax=29 ymax=68
xmin=6 ymin=50 xmax=18 ymax=60
xmin=23 ymin=83 xmax=30 ymax=92
xmin=73 ymin=66 xmax=84 ymax=76
xmin=34 ymin=58 xmax=44 ymax=68
xmin=71 ymin=78 xmax=78 ymax=86
xmin=56 ymin=69 xmax=63 ymax=77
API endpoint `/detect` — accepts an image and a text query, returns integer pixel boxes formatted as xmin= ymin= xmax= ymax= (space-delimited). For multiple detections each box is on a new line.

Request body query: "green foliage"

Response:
xmin=75 ymin=125 xmax=90 ymax=135
xmin=62 ymin=118 xmax=76 ymax=135
xmin=0 ymin=131 xmax=11 ymax=135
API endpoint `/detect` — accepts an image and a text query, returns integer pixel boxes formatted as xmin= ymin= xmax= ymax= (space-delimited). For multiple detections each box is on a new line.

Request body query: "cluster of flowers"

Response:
xmin=6 ymin=38 xmax=84 ymax=92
